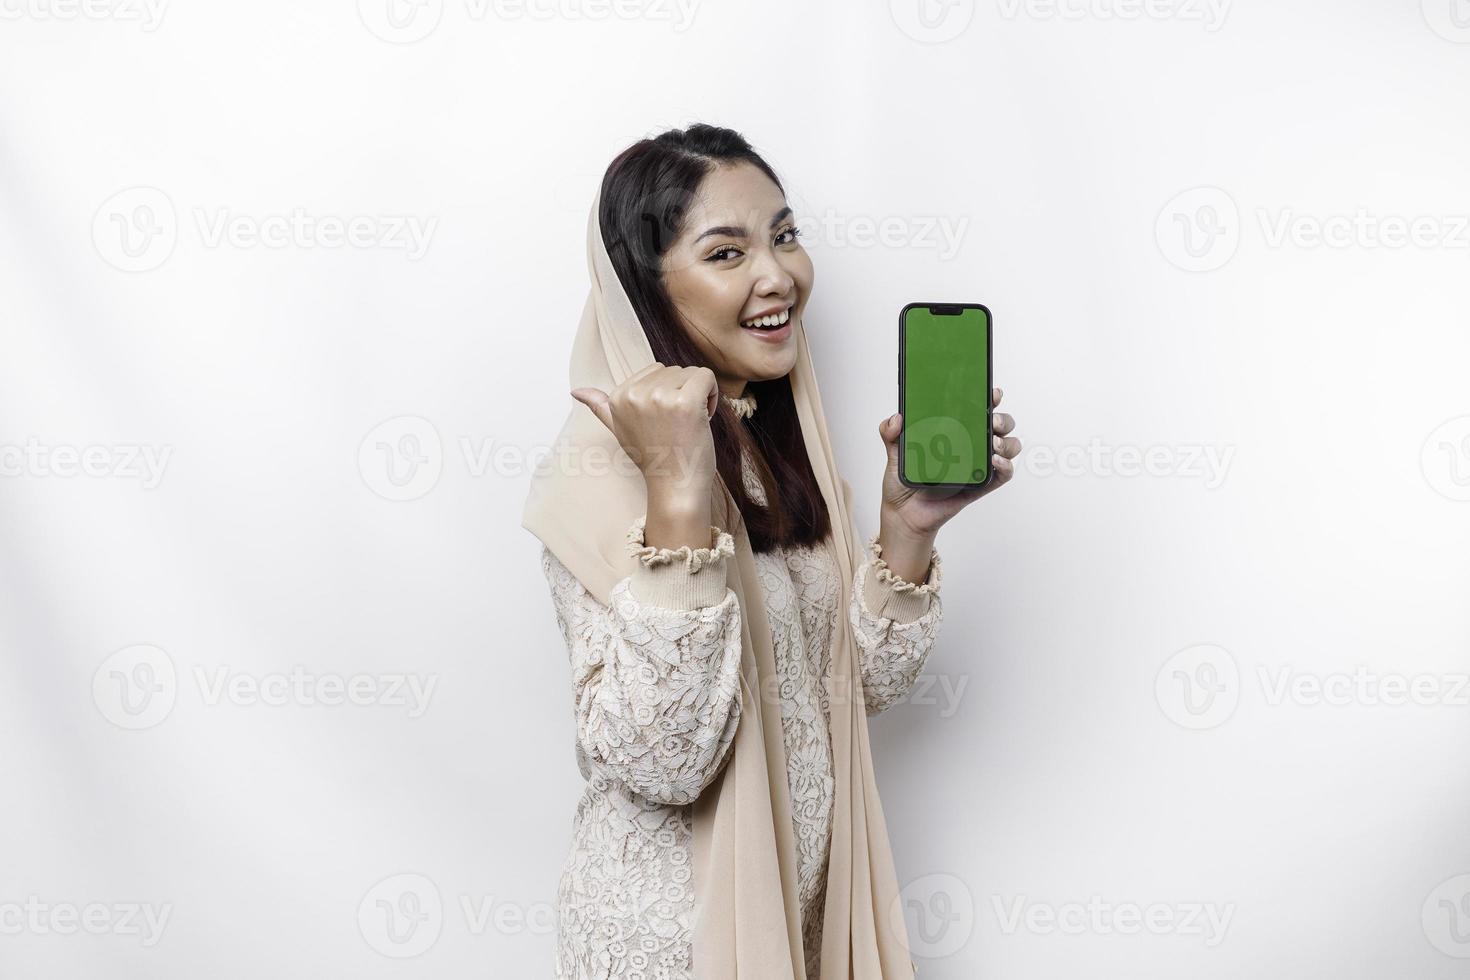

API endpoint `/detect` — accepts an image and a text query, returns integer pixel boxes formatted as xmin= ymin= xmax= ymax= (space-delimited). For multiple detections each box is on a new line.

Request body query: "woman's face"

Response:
xmin=660 ymin=162 xmax=814 ymax=397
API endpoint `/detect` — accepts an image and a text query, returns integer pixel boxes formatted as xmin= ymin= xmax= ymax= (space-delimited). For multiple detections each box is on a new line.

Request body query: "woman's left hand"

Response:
xmin=878 ymin=387 xmax=1020 ymax=539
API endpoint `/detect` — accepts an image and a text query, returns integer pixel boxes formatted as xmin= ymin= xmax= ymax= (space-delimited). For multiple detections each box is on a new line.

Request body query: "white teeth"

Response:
xmin=741 ymin=308 xmax=790 ymax=329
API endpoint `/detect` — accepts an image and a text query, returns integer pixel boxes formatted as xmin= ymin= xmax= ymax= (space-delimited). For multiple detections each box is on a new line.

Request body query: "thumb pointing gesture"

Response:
xmin=567 ymin=363 xmax=719 ymax=505
xmin=570 ymin=386 xmax=614 ymax=433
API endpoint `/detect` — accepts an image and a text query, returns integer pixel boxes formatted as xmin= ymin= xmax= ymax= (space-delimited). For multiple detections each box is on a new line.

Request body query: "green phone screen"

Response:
xmin=901 ymin=304 xmax=991 ymax=487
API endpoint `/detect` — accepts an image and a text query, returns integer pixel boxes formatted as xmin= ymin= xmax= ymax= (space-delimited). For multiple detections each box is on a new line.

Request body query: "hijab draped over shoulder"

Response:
xmin=521 ymin=184 xmax=917 ymax=979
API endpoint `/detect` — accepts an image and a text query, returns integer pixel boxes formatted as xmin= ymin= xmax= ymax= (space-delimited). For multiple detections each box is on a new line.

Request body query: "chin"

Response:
xmin=747 ymin=351 xmax=799 ymax=381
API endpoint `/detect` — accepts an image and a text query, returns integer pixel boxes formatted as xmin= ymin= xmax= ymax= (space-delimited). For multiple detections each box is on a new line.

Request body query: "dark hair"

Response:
xmin=598 ymin=123 xmax=831 ymax=553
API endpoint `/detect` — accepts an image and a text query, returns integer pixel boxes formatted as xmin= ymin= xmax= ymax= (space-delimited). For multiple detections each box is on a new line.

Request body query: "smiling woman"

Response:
xmin=521 ymin=122 xmax=1012 ymax=980
xmin=595 ymin=130 xmax=829 ymax=554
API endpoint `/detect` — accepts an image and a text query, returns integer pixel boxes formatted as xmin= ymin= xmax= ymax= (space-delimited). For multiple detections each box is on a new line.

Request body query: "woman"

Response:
xmin=522 ymin=123 xmax=1020 ymax=980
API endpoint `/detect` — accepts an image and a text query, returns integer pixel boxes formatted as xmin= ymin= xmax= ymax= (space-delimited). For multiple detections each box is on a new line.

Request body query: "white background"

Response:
xmin=2 ymin=0 xmax=1469 ymax=977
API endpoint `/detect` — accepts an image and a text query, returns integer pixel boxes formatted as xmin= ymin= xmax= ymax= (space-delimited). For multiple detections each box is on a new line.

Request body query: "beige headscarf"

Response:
xmin=522 ymin=182 xmax=917 ymax=979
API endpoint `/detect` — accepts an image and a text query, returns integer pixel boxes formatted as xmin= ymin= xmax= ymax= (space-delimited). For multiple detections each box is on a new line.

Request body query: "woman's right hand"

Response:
xmin=570 ymin=362 xmax=720 ymax=513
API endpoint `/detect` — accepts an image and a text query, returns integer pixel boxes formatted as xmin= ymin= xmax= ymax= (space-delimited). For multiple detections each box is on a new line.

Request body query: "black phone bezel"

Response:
xmin=897 ymin=301 xmax=995 ymax=490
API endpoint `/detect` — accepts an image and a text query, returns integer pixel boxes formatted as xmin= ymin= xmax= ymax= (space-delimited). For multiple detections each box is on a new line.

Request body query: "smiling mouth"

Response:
xmin=740 ymin=307 xmax=791 ymax=331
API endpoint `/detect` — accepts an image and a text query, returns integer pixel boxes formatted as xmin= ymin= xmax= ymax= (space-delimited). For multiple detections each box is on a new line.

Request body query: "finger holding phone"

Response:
xmin=875 ymin=303 xmax=1021 ymax=582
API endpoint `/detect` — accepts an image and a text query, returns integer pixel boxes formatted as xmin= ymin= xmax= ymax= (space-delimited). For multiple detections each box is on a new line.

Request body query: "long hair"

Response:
xmin=597 ymin=123 xmax=831 ymax=553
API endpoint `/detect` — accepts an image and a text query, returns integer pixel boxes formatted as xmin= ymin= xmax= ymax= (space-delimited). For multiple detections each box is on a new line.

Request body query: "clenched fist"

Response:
xmin=570 ymin=362 xmax=721 ymax=515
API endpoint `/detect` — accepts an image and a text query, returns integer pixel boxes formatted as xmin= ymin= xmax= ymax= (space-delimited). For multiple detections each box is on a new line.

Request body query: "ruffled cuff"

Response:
xmin=624 ymin=515 xmax=736 ymax=611
xmin=861 ymin=531 xmax=942 ymax=624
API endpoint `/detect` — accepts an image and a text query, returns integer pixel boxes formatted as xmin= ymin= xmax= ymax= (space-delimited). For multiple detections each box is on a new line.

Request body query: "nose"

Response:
xmin=750 ymin=246 xmax=796 ymax=297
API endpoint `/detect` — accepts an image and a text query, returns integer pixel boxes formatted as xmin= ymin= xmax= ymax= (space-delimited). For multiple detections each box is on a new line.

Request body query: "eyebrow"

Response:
xmin=692 ymin=206 xmax=793 ymax=243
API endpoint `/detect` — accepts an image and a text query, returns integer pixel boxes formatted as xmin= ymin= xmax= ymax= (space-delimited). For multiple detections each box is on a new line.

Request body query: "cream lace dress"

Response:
xmin=540 ymin=450 xmax=944 ymax=980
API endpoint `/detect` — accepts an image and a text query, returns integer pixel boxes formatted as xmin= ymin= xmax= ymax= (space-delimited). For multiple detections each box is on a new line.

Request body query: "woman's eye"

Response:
xmin=707 ymin=227 xmax=802 ymax=262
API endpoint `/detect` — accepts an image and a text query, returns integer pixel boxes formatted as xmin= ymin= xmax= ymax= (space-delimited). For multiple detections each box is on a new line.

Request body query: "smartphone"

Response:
xmin=898 ymin=302 xmax=993 ymax=489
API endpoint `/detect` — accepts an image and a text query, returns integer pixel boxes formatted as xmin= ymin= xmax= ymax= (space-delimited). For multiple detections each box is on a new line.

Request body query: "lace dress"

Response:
xmin=540 ymin=457 xmax=945 ymax=980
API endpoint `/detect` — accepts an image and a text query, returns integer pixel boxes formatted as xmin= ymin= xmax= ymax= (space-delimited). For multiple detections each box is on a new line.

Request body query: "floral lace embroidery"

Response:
xmin=851 ymin=538 xmax=944 ymax=716
xmin=542 ymin=542 xmax=742 ymax=979
xmin=542 ymin=495 xmax=945 ymax=979
xmin=758 ymin=541 xmax=839 ymax=979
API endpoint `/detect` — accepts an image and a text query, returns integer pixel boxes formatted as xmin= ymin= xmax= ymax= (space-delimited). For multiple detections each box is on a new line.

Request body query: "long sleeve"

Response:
xmin=540 ymin=516 xmax=744 ymax=805
xmin=849 ymin=531 xmax=944 ymax=716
